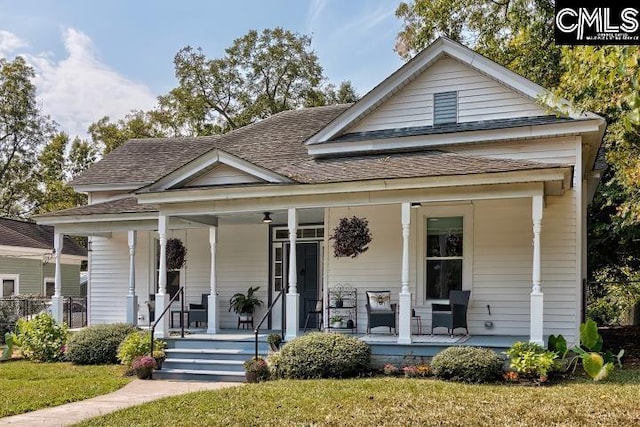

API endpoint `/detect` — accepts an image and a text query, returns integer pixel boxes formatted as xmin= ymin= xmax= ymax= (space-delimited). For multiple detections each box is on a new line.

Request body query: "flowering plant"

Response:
xmin=132 ymin=355 xmax=156 ymax=370
xmin=243 ymin=357 xmax=269 ymax=382
xmin=415 ymin=363 xmax=432 ymax=377
xmin=383 ymin=363 xmax=400 ymax=376
xmin=403 ymin=365 xmax=418 ymax=377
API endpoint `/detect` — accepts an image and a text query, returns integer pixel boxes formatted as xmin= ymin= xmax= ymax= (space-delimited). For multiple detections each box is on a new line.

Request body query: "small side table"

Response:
xmin=237 ymin=316 xmax=254 ymax=329
xmin=411 ymin=309 xmax=422 ymax=335
xmin=170 ymin=310 xmax=188 ymax=328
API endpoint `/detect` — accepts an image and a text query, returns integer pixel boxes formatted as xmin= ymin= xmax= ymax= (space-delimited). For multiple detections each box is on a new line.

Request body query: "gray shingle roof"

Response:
xmin=73 ymin=104 xmax=570 ymax=189
xmin=330 ymin=116 xmax=578 ymax=143
xmin=71 ymin=104 xmax=351 ymax=187
xmin=276 ymin=150 xmax=565 ymax=184
xmin=0 ymin=217 xmax=87 ymax=256
xmin=37 ymin=197 xmax=157 ymax=218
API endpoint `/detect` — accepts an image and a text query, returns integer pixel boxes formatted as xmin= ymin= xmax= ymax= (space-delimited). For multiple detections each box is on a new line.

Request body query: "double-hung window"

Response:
xmin=426 ymin=217 xmax=463 ymax=299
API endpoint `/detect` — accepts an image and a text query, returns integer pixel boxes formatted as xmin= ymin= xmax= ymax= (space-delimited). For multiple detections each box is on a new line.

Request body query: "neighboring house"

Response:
xmin=35 ymin=37 xmax=606 ymax=345
xmin=0 ymin=217 xmax=87 ymax=298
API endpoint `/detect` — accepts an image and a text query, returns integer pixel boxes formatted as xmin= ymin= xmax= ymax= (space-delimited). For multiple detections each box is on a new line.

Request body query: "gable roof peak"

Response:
xmin=306 ymin=36 xmax=593 ymax=147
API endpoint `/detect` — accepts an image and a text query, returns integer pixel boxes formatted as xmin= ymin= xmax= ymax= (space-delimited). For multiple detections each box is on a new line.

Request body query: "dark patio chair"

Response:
xmin=188 ymin=293 xmax=209 ymax=327
xmin=365 ymin=290 xmax=396 ymax=334
xmin=303 ymin=299 xmax=323 ymax=331
xmin=431 ymin=290 xmax=471 ymax=335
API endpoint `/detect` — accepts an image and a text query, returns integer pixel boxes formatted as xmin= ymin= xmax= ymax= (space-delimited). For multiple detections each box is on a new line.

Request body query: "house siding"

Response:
xmin=349 ymin=56 xmax=547 ymax=133
xmin=0 ymin=256 xmax=80 ymax=296
xmin=184 ymin=164 xmax=262 ymax=187
xmin=446 ymin=136 xmax=578 ymax=166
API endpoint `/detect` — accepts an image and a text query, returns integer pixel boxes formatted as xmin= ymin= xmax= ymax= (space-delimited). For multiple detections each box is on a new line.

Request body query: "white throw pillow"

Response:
xmin=367 ymin=291 xmax=391 ymax=311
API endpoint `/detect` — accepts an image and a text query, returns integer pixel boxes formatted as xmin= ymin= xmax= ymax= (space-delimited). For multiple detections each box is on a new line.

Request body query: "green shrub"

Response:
xmin=431 ymin=346 xmax=503 ymax=383
xmin=66 ymin=323 xmax=137 ymax=365
xmin=15 ymin=313 xmax=67 ymax=362
xmin=276 ymin=332 xmax=370 ymax=379
xmin=505 ymin=341 xmax=557 ymax=379
xmin=117 ymin=331 xmax=166 ymax=366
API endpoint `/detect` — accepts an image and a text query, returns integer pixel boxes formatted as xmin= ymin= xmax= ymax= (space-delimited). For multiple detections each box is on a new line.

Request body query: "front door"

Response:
xmin=295 ymin=242 xmax=319 ymax=327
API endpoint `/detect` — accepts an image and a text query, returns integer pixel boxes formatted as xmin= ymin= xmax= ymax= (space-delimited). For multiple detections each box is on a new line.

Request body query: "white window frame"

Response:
xmin=1 ymin=274 xmax=20 ymax=297
xmin=416 ymin=204 xmax=473 ymax=305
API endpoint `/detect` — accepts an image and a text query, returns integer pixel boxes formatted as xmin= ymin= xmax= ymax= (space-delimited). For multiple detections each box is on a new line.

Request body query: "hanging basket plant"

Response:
xmin=166 ymin=238 xmax=187 ymax=270
xmin=330 ymin=216 xmax=372 ymax=258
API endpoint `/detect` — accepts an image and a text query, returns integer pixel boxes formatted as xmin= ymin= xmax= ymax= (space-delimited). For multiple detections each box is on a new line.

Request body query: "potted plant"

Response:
xmin=229 ymin=286 xmax=263 ymax=320
xmin=267 ymin=333 xmax=282 ymax=352
xmin=330 ymin=315 xmax=344 ymax=329
xmin=243 ymin=356 xmax=269 ymax=383
xmin=132 ymin=355 xmax=156 ymax=379
xmin=166 ymin=238 xmax=187 ymax=270
xmin=329 ymin=216 xmax=372 ymax=258
xmin=331 ymin=288 xmax=344 ymax=308
xmin=152 ymin=348 xmax=166 ymax=370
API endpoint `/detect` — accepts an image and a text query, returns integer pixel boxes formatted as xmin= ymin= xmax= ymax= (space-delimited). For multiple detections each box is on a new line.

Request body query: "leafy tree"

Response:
xmin=89 ymin=110 xmax=166 ymax=156
xmin=0 ymin=56 xmax=55 ymax=218
xmin=89 ymin=27 xmax=358 ymax=153
xmin=33 ymin=132 xmax=93 ymax=214
xmin=395 ymin=0 xmax=562 ymax=88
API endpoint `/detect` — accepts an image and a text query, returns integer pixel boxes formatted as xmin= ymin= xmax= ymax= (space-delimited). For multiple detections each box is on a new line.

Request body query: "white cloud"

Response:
xmin=306 ymin=0 xmax=327 ymax=33
xmin=27 ymin=28 xmax=157 ymax=138
xmin=0 ymin=30 xmax=27 ymax=57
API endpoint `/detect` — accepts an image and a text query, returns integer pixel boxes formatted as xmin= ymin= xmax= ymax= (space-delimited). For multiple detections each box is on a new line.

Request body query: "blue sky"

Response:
xmin=0 ymin=0 xmax=405 ymax=137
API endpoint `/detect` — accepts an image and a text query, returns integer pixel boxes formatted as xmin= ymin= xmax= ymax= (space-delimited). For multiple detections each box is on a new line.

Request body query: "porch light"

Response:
xmin=262 ymin=212 xmax=273 ymax=224
xmin=410 ymin=202 xmax=422 ymax=208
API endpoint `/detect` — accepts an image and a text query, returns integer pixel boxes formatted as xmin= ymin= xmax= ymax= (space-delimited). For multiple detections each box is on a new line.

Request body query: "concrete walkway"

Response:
xmin=0 ymin=379 xmax=240 ymax=426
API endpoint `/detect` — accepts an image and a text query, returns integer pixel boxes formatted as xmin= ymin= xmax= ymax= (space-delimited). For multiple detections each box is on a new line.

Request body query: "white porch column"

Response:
xmin=207 ymin=225 xmax=219 ymax=334
xmin=530 ymin=195 xmax=544 ymax=345
xmin=285 ymin=208 xmax=299 ymax=341
xmin=155 ymin=215 xmax=170 ymax=338
xmin=398 ymin=202 xmax=412 ymax=344
xmin=126 ymin=230 xmax=138 ymax=326
xmin=51 ymin=233 xmax=64 ymax=324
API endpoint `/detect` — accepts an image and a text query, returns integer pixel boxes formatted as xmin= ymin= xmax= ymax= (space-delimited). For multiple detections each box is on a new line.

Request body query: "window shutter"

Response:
xmin=434 ymin=91 xmax=457 ymax=125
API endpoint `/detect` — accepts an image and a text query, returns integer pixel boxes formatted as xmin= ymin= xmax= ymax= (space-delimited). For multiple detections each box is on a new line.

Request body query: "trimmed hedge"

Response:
xmin=275 ymin=332 xmax=370 ymax=379
xmin=431 ymin=346 xmax=503 ymax=383
xmin=66 ymin=324 xmax=138 ymax=365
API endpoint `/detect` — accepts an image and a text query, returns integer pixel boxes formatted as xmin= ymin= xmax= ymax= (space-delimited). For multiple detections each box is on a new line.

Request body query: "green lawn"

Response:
xmin=0 ymin=361 xmax=131 ymax=417
xmin=77 ymin=369 xmax=640 ymax=427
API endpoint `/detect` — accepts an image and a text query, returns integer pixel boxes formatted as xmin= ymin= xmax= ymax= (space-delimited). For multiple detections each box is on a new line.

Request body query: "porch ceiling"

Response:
xmin=216 ymin=208 xmax=324 ymax=225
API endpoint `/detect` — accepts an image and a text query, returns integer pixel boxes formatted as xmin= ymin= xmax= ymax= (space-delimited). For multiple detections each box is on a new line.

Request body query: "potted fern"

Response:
xmin=229 ymin=286 xmax=263 ymax=321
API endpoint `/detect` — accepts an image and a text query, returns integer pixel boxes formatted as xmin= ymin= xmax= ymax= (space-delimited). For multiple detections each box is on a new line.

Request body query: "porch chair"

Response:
xmin=365 ymin=291 xmax=397 ymax=334
xmin=187 ymin=293 xmax=209 ymax=327
xmin=303 ymin=299 xmax=323 ymax=331
xmin=431 ymin=290 xmax=471 ymax=335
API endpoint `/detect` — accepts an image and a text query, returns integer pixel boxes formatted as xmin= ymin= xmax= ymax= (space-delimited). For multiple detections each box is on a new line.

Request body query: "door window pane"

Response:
xmin=45 ymin=281 xmax=55 ymax=297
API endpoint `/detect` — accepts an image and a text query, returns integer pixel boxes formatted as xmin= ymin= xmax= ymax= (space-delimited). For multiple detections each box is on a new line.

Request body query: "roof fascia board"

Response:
xmin=143 ymin=149 xmax=292 ymax=192
xmin=159 ymin=182 xmax=546 ymax=217
xmin=307 ymin=119 xmax=603 ymax=157
xmin=137 ymin=167 xmax=570 ymax=205
xmin=73 ymin=183 xmax=143 ymax=193
xmin=0 ymin=245 xmax=51 ymax=256
xmin=36 ymin=212 xmax=158 ymax=226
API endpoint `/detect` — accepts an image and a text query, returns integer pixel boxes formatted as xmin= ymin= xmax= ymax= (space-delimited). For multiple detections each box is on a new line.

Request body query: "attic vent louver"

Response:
xmin=434 ymin=91 xmax=458 ymax=125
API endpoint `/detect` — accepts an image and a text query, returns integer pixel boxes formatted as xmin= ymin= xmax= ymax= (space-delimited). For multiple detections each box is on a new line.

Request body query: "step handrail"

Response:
xmin=150 ymin=287 xmax=184 ymax=364
xmin=254 ymin=289 xmax=284 ymax=359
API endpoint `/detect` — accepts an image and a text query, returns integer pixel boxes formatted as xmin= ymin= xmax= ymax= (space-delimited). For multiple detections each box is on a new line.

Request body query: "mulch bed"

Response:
xmin=600 ymin=326 xmax=640 ymax=367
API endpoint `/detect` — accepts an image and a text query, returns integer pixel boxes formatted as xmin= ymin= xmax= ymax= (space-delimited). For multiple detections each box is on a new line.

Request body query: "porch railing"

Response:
xmin=254 ymin=289 xmax=285 ymax=359
xmin=150 ymin=287 xmax=184 ymax=369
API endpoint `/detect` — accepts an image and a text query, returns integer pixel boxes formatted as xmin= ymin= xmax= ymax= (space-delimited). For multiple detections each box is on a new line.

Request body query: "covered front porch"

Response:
xmin=41 ymin=171 xmax=573 ymax=346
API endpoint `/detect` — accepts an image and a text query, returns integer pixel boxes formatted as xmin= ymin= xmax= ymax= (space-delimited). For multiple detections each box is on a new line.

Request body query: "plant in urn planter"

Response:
xmin=243 ymin=356 xmax=269 ymax=383
xmin=132 ymin=355 xmax=156 ymax=379
xmin=229 ymin=286 xmax=264 ymax=322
